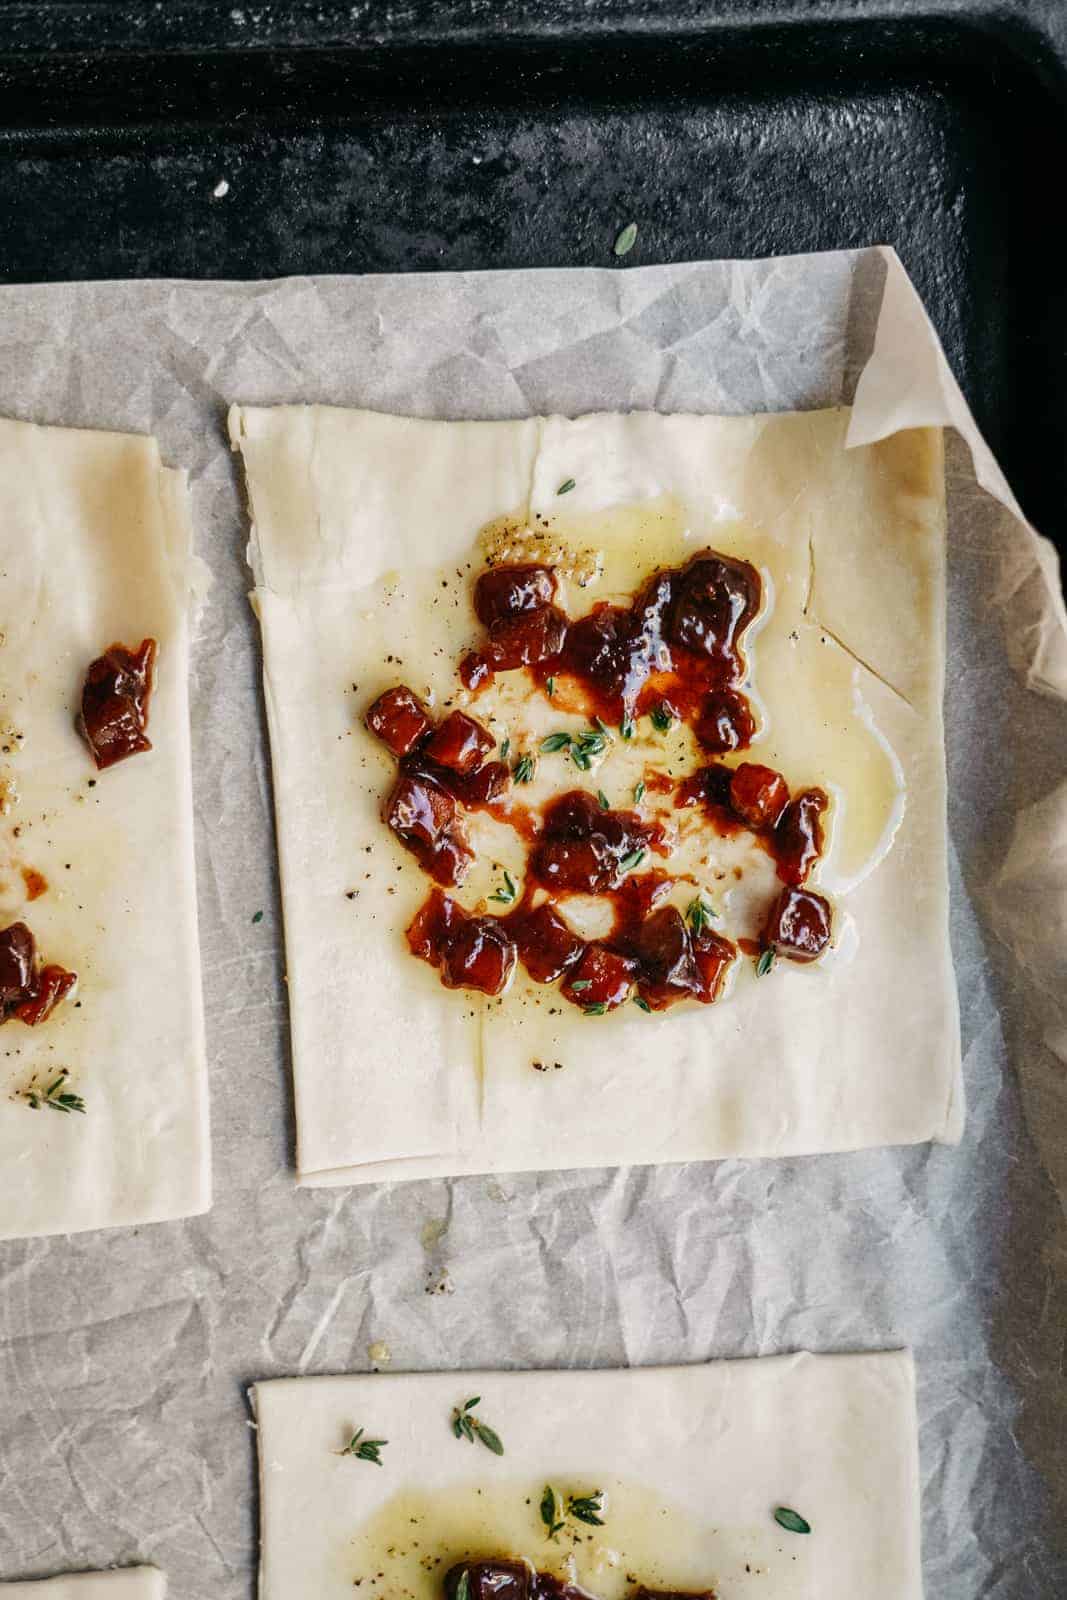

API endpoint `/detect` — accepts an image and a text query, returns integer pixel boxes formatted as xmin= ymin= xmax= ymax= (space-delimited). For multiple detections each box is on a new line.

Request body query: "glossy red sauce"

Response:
xmin=21 ymin=866 xmax=48 ymax=901
xmin=0 ymin=921 xmax=77 ymax=1026
xmin=366 ymin=546 xmax=836 ymax=1002
xmin=764 ymin=885 xmax=833 ymax=963
xmin=81 ymin=638 xmax=157 ymax=770
xmin=444 ymin=1558 xmax=715 ymax=1600
xmin=462 ymin=552 xmax=761 ymax=738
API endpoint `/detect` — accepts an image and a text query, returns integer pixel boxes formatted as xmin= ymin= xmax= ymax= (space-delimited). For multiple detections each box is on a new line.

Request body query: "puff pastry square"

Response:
xmin=232 ymin=404 xmax=960 ymax=1185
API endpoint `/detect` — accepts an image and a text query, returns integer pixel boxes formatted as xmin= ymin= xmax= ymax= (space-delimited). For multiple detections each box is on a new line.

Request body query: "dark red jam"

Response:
xmin=460 ymin=549 xmax=761 ymax=734
xmin=0 ymin=921 xmax=77 ymax=1026
xmin=367 ymin=689 xmax=510 ymax=888
xmin=368 ymin=544 xmax=836 ymax=1009
xmin=365 ymin=685 xmax=432 ymax=758
xmin=694 ymin=687 xmax=757 ymax=753
xmin=473 ymin=563 xmax=558 ymax=626
xmin=407 ymin=890 xmax=516 ymax=996
xmin=764 ymin=885 xmax=833 ymax=963
xmin=511 ymin=901 xmax=585 ymax=983
xmin=81 ymin=639 xmax=157 ymax=770
xmin=443 ymin=1559 xmax=717 ymax=1600
xmin=531 ymin=790 xmax=665 ymax=896
xmin=728 ymin=763 xmax=790 ymax=832
xmin=631 ymin=905 xmax=735 ymax=1010
xmin=773 ymin=788 xmax=829 ymax=886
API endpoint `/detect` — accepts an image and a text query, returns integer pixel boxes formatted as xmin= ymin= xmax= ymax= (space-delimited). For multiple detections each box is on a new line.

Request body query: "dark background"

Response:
xmin=0 ymin=0 xmax=1065 ymax=553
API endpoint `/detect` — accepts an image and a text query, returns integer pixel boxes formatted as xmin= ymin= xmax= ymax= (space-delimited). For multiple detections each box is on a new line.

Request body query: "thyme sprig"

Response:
xmin=18 ymin=1070 xmax=85 ymax=1115
xmin=512 ymin=753 xmax=535 ymax=784
xmin=451 ymin=1396 xmax=504 ymax=1455
xmin=539 ymin=727 xmax=611 ymax=772
xmin=489 ymin=870 xmax=518 ymax=905
xmin=338 ymin=1427 xmax=387 ymax=1465
xmin=756 ymin=948 xmax=776 ymax=978
xmin=540 ymin=1484 xmax=606 ymax=1539
xmin=687 ymin=897 xmax=716 ymax=935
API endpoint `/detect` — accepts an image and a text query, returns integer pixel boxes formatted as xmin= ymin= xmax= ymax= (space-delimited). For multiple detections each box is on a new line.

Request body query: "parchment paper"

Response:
xmin=0 ymin=249 xmax=1064 ymax=1599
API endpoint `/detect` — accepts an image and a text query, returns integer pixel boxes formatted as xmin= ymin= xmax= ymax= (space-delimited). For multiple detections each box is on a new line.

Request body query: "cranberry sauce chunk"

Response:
xmin=512 ymin=901 xmax=585 ymax=984
xmin=532 ymin=790 xmax=662 ymax=895
xmin=444 ymin=1561 xmax=715 ymax=1600
xmin=632 ymin=905 xmax=735 ymax=1010
xmin=474 ymin=563 xmax=557 ymax=625
xmin=365 ymin=685 xmax=432 ymax=758
xmin=367 ymin=688 xmax=508 ymax=886
xmin=772 ymin=788 xmax=829 ymax=885
xmin=81 ymin=638 xmax=157 ymax=769
xmin=407 ymin=891 xmax=516 ymax=996
xmin=462 ymin=549 xmax=761 ymax=739
xmin=561 ymin=943 xmax=638 ymax=1011
xmin=764 ymin=885 xmax=833 ymax=963
xmin=0 ymin=921 xmax=77 ymax=1026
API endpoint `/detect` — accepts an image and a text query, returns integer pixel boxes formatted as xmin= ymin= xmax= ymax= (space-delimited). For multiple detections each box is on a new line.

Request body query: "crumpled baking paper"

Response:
xmin=0 ymin=248 xmax=1064 ymax=1599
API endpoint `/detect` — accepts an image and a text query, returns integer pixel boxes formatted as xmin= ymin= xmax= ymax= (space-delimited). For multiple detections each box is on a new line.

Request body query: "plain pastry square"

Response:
xmin=252 ymin=1353 xmax=923 ymax=1600
xmin=0 ymin=418 xmax=210 ymax=1239
xmin=0 ymin=1572 xmax=165 ymax=1599
xmin=231 ymin=404 xmax=961 ymax=1186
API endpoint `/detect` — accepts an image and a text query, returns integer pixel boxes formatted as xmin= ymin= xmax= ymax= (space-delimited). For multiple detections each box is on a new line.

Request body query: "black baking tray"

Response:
xmin=0 ymin=0 xmax=1065 ymax=557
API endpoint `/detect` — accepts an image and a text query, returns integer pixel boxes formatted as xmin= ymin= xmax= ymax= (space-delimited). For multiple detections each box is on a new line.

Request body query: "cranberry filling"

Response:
xmin=0 ymin=922 xmax=77 ymax=1027
xmin=80 ymin=638 xmax=157 ymax=770
xmin=765 ymin=885 xmax=833 ymax=963
xmin=365 ymin=685 xmax=432 ymax=759
xmin=773 ymin=788 xmax=829 ymax=885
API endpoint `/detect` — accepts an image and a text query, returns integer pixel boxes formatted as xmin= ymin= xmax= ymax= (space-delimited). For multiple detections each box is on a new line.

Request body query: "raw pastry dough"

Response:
xmin=0 ymin=1572 xmax=164 ymax=1599
xmin=0 ymin=418 xmax=210 ymax=1239
xmin=252 ymin=1352 xmax=923 ymax=1600
xmin=232 ymin=404 xmax=961 ymax=1185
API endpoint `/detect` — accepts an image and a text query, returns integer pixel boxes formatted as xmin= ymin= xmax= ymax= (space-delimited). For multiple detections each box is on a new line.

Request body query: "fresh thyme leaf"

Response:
xmin=339 ymin=1427 xmax=387 ymax=1465
xmin=649 ymin=702 xmax=673 ymax=733
xmin=451 ymin=1399 xmax=504 ymax=1455
xmin=597 ymin=790 xmax=610 ymax=810
xmin=572 ymin=748 xmax=592 ymax=771
xmin=620 ymin=718 xmax=635 ymax=740
xmin=774 ymin=1506 xmax=811 ymax=1535
xmin=500 ymin=737 xmax=510 ymax=760
xmin=687 ymin=897 xmax=716 ymax=935
xmin=456 ymin=1571 xmax=472 ymax=1600
xmin=755 ymin=948 xmax=776 ymax=978
xmin=546 ymin=677 xmax=556 ymax=698
xmin=251 ymin=909 xmax=264 ymax=924
xmin=633 ymin=780 xmax=646 ymax=803
xmin=618 ymin=847 xmax=646 ymax=874
xmin=541 ymin=732 xmax=572 ymax=753
xmin=489 ymin=869 xmax=518 ymax=905
xmin=19 ymin=1070 xmax=86 ymax=1116
xmin=541 ymin=1484 xmax=565 ymax=1540
xmin=633 ymin=995 xmax=652 ymax=1012
xmin=583 ymin=1002 xmax=608 ymax=1016
xmin=613 ymin=221 xmax=638 ymax=257
xmin=557 ymin=478 xmax=576 ymax=496
xmin=474 ymin=1422 xmax=504 ymax=1455
xmin=513 ymin=753 xmax=535 ymax=784
xmin=570 ymin=979 xmax=591 ymax=991
xmin=567 ymin=1491 xmax=605 ymax=1527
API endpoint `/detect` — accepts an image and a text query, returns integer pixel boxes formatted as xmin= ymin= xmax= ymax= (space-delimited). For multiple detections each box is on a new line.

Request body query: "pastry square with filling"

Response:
xmin=0 ymin=417 xmax=209 ymax=1239
xmin=232 ymin=404 xmax=960 ymax=1185
xmin=0 ymin=1571 xmax=165 ymax=1598
xmin=252 ymin=1353 xmax=923 ymax=1600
